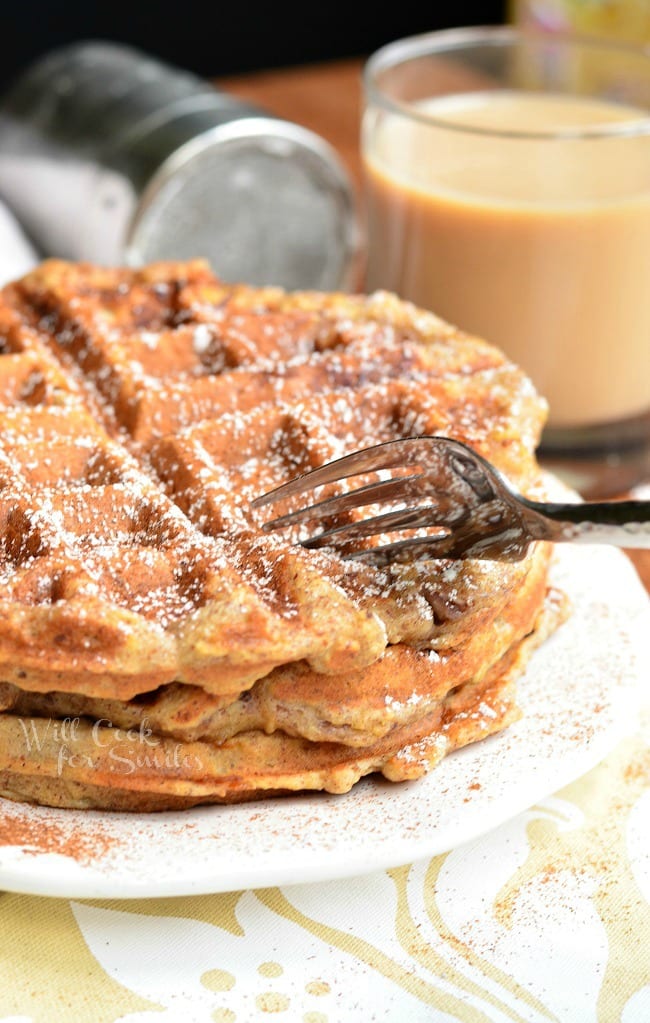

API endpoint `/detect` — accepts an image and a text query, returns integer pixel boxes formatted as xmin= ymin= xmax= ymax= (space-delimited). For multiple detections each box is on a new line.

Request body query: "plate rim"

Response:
xmin=0 ymin=543 xmax=647 ymax=899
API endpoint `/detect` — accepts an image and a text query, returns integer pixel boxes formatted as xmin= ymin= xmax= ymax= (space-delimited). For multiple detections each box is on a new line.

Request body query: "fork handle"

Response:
xmin=523 ymin=498 xmax=650 ymax=549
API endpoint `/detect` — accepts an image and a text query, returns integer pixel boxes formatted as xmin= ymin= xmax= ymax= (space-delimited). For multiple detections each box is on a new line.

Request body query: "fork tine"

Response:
xmin=346 ymin=533 xmax=460 ymax=565
xmin=301 ymin=504 xmax=449 ymax=548
xmin=259 ymin=471 xmax=450 ymax=530
xmin=251 ymin=437 xmax=435 ymax=509
xmin=347 ymin=529 xmax=530 ymax=566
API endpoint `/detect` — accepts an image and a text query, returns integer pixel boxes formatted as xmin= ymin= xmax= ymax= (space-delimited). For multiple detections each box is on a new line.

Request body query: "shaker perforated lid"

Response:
xmin=127 ymin=117 xmax=359 ymax=290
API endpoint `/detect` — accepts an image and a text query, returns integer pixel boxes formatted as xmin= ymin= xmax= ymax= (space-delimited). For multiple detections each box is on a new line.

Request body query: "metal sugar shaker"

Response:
xmin=0 ymin=41 xmax=360 ymax=290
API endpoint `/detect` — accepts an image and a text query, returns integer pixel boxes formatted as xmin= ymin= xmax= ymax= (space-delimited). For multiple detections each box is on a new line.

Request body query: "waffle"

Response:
xmin=0 ymin=260 xmax=567 ymax=811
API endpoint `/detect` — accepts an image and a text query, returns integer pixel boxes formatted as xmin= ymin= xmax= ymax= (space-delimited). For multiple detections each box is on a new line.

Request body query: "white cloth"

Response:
xmin=0 ymin=198 xmax=38 ymax=285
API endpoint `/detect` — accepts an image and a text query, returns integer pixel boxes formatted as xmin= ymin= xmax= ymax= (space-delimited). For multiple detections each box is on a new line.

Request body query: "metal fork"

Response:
xmin=252 ymin=436 xmax=650 ymax=565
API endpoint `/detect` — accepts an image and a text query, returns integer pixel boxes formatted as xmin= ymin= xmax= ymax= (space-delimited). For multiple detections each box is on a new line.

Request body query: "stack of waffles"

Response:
xmin=0 ymin=260 xmax=566 ymax=810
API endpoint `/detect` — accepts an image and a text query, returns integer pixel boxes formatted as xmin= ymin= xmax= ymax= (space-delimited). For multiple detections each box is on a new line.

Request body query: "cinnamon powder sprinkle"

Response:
xmin=0 ymin=809 xmax=117 ymax=863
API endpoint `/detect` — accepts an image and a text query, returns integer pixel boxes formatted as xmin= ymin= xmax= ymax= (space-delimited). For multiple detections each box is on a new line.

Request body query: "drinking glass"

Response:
xmin=362 ymin=27 xmax=650 ymax=494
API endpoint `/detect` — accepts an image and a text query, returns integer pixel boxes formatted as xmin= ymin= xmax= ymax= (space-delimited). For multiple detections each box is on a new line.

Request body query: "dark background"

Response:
xmin=2 ymin=1 xmax=508 ymax=87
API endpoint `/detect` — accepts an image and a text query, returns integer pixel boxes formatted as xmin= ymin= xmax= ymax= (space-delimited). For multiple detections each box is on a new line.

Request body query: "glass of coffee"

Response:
xmin=362 ymin=28 xmax=650 ymax=495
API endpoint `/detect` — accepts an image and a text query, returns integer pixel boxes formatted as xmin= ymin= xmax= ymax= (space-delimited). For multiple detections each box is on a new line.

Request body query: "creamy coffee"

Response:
xmin=364 ymin=91 xmax=650 ymax=428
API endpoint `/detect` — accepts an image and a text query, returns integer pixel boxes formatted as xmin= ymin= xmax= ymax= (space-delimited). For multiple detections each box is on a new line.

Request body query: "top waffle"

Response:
xmin=0 ymin=259 xmax=549 ymax=708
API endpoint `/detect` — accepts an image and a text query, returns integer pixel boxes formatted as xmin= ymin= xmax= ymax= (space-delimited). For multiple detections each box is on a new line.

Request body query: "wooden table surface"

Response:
xmin=219 ymin=58 xmax=650 ymax=594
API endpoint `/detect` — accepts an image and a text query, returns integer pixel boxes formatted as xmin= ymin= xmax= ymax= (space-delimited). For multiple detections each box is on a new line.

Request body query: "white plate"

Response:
xmin=0 ymin=543 xmax=647 ymax=899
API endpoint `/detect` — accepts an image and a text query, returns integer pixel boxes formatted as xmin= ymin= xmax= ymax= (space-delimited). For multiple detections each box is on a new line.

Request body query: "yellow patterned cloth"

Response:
xmin=0 ymin=708 xmax=648 ymax=1023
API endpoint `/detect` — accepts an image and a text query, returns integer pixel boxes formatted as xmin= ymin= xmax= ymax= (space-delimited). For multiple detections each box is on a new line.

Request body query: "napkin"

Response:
xmin=0 ymin=197 xmax=38 ymax=285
